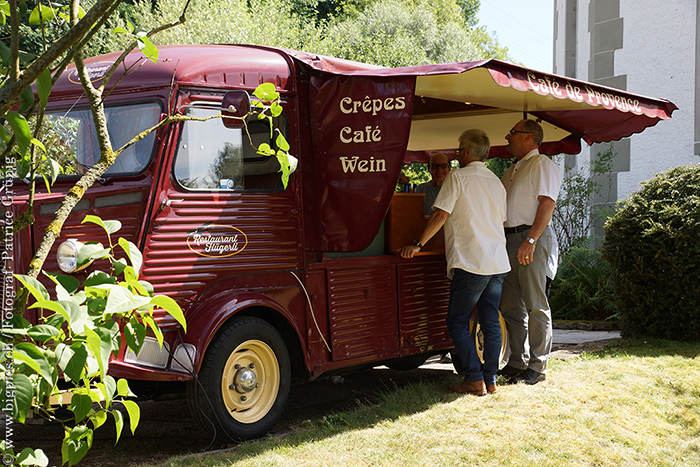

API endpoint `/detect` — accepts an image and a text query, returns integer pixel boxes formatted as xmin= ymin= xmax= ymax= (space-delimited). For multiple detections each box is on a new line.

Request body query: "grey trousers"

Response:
xmin=500 ymin=226 xmax=554 ymax=374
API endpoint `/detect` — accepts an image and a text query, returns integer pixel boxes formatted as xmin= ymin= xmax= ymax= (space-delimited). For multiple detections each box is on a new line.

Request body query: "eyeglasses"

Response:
xmin=429 ymin=163 xmax=450 ymax=170
xmin=454 ymin=148 xmax=466 ymax=157
xmin=508 ymin=129 xmax=531 ymax=136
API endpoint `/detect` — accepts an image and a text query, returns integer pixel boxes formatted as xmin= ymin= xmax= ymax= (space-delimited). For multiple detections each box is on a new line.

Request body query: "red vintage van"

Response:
xmin=11 ymin=44 xmax=675 ymax=440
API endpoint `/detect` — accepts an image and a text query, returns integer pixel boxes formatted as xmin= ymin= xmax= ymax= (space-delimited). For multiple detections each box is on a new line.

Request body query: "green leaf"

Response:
xmin=56 ymin=343 xmax=87 ymax=383
xmin=116 ymin=378 xmax=132 ymax=398
xmin=125 ymin=269 xmax=149 ymax=296
xmin=118 ymin=237 xmax=143 ymax=275
xmin=45 ymin=312 xmax=66 ymax=328
xmin=40 ymin=172 xmax=52 ymax=194
xmin=54 ymin=273 xmax=81 ymax=295
xmin=5 ymin=111 xmax=31 ymax=155
xmin=82 ymin=214 xmax=122 ymax=236
xmin=104 ymin=285 xmax=135 ymax=314
xmin=61 ymin=427 xmax=91 ymax=466
xmin=69 ymin=394 xmax=94 ymax=423
xmin=30 ymin=300 xmax=69 ymax=322
xmin=46 ymin=155 xmax=61 ymax=185
xmin=276 ymin=132 xmax=290 ymax=152
xmin=36 ymin=68 xmax=52 ymax=107
xmin=112 ymin=26 xmax=129 ymax=34
xmin=150 ymin=295 xmax=186 ymax=332
xmin=110 ymin=257 xmax=127 ymax=276
xmin=120 ymin=400 xmax=141 ymax=435
xmin=277 ymin=153 xmax=291 ymax=189
xmin=112 ymin=409 xmax=125 ymax=444
xmin=138 ymin=36 xmax=159 ymax=64
xmin=10 ymin=374 xmax=33 ymax=424
xmin=15 ymin=343 xmax=54 ymax=385
xmin=19 ymin=86 xmax=34 ymax=113
xmin=270 ymin=101 xmax=283 ymax=117
xmin=33 ymin=138 xmax=47 ymax=154
xmin=77 ymin=243 xmax=109 ymax=269
xmin=28 ymin=4 xmax=56 ymax=25
xmin=58 ymin=299 xmax=87 ymax=330
xmin=84 ymin=271 xmax=116 ymax=287
xmin=124 ymin=318 xmax=146 ymax=354
xmin=253 ymin=82 xmax=279 ymax=101
xmin=257 ymin=142 xmax=273 ymax=156
xmin=141 ymin=315 xmax=164 ymax=347
xmin=90 ymin=410 xmax=108 ymax=430
xmin=83 ymin=326 xmax=111 ymax=380
xmin=14 ymin=273 xmax=50 ymax=301
xmin=15 ymin=447 xmax=49 ymax=467
xmin=16 ymin=155 xmax=30 ymax=179
xmin=138 ymin=280 xmax=154 ymax=296
xmin=27 ymin=324 xmax=60 ymax=342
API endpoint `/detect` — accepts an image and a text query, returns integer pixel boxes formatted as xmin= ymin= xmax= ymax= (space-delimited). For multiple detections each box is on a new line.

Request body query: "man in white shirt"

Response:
xmin=400 ymin=129 xmax=510 ymax=396
xmin=498 ymin=119 xmax=562 ymax=385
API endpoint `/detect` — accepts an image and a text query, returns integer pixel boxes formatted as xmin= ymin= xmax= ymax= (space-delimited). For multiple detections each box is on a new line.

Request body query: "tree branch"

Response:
xmin=0 ymin=0 xmax=124 ymax=117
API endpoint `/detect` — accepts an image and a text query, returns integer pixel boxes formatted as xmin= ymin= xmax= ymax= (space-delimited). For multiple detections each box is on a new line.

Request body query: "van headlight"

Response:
xmin=57 ymin=239 xmax=85 ymax=273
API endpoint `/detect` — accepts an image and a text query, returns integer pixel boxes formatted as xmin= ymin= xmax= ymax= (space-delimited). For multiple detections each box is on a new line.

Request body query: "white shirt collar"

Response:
xmin=520 ymin=149 xmax=539 ymax=162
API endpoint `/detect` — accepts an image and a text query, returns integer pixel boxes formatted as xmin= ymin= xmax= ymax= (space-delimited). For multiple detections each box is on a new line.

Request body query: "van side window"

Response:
xmin=173 ymin=106 xmax=287 ymax=191
xmin=42 ymin=102 xmax=160 ymax=177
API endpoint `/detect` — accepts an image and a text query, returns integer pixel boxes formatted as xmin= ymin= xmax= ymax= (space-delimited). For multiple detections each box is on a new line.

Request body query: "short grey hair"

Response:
xmin=521 ymin=119 xmax=544 ymax=146
xmin=458 ymin=129 xmax=490 ymax=161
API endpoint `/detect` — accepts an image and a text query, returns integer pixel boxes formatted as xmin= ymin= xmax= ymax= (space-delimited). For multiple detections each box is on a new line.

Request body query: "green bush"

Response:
xmin=549 ymin=247 xmax=616 ymax=322
xmin=603 ymin=164 xmax=700 ymax=341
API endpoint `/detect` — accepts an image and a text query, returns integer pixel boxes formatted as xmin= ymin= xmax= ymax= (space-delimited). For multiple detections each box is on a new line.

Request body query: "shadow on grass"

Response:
xmin=159 ymin=365 xmax=463 ymax=466
xmin=14 ymin=363 xmax=463 ymax=466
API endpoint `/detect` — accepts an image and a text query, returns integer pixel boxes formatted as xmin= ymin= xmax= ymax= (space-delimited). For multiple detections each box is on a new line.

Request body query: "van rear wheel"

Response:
xmin=187 ymin=316 xmax=291 ymax=441
xmin=452 ymin=310 xmax=509 ymax=375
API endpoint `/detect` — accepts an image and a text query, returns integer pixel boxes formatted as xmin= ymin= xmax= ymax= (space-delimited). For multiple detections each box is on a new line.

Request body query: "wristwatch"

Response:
xmin=527 ymin=237 xmax=537 ymax=245
xmin=412 ymin=239 xmax=424 ymax=250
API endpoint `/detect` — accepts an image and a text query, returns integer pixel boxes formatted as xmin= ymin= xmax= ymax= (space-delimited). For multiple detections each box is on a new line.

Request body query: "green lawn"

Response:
xmin=155 ymin=339 xmax=700 ymax=467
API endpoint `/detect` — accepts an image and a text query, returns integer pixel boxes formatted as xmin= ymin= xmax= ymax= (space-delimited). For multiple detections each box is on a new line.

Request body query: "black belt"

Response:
xmin=504 ymin=224 xmax=531 ymax=235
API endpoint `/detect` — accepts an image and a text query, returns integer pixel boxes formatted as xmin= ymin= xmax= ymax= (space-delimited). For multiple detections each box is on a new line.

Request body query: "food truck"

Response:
xmin=10 ymin=44 xmax=676 ymax=440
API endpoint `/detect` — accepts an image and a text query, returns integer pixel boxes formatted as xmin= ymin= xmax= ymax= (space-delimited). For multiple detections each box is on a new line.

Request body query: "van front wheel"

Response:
xmin=187 ymin=316 xmax=291 ymax=441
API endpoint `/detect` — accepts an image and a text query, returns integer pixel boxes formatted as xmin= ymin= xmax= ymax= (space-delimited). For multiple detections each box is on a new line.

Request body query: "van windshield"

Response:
xmin=43 ymin=102 xmax=161 ymax=177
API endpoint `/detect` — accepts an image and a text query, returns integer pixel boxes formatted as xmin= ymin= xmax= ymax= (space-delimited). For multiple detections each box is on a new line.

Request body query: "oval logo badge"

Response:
xmin=67 ymin=61 xmax=115 ymax=84
xmin=187 ymin=224 xmax=248 ymax=258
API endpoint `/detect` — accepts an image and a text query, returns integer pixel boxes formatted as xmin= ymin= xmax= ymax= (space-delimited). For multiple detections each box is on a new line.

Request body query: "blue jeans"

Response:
xmin=446 ymin=269 xmax=506 ymax=385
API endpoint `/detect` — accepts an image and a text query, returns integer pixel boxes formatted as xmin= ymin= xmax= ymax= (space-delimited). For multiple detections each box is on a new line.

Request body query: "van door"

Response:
xmin=140 ymin=93 xmax=302 ymax=308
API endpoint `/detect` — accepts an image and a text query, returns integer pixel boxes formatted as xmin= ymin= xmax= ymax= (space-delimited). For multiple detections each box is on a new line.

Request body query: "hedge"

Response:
xmin=602 ymin=164 xmax=700 ymax=341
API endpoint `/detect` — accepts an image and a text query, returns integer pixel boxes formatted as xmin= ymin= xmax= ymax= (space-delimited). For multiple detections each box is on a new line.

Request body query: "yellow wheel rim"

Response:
xmin=471 ymin=311 xmax=509 ymax=364
xmin=221 ymin=339 xmax=280 ymax=424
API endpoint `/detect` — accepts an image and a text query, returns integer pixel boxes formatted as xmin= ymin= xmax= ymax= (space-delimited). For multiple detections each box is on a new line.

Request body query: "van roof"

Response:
xmin=52 ymin=44 xmax=308 ymax=97
xmin=51 ymin=43 xmax=393 ymax=105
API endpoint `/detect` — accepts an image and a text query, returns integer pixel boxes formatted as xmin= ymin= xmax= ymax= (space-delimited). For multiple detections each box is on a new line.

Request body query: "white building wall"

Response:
xmin=554 ymin=0 xmax=698 ymax=216
xmin=615 ymin=0 xmax=696 ymax=198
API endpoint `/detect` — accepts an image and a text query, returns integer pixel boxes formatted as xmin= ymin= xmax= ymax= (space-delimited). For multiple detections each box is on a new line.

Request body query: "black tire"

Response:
xmin=187 ymin=316 xmax=291 ymax=441
xmin=385 ymin=354 xmax=429 ymax=371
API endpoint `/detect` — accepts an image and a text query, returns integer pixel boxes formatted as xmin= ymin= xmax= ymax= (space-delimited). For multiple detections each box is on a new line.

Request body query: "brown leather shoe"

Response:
xmin=486 ymin=383 xmax=497 ymax=394
xmin=449 ymin=380 xmax=487 ymax=396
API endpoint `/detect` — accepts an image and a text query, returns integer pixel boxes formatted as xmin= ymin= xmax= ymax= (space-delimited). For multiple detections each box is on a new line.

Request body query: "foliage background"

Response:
xmin=117 ymin=0 xmax=509 ymax=68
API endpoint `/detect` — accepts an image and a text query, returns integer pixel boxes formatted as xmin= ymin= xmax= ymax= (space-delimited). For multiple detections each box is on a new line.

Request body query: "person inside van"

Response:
xmin=415 ymin=152 xmax=451 ymax=216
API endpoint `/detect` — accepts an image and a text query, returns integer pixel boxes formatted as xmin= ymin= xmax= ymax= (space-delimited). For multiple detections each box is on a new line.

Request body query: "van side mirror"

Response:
xmin=222 ymin=91 xmax=250 ymax=127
